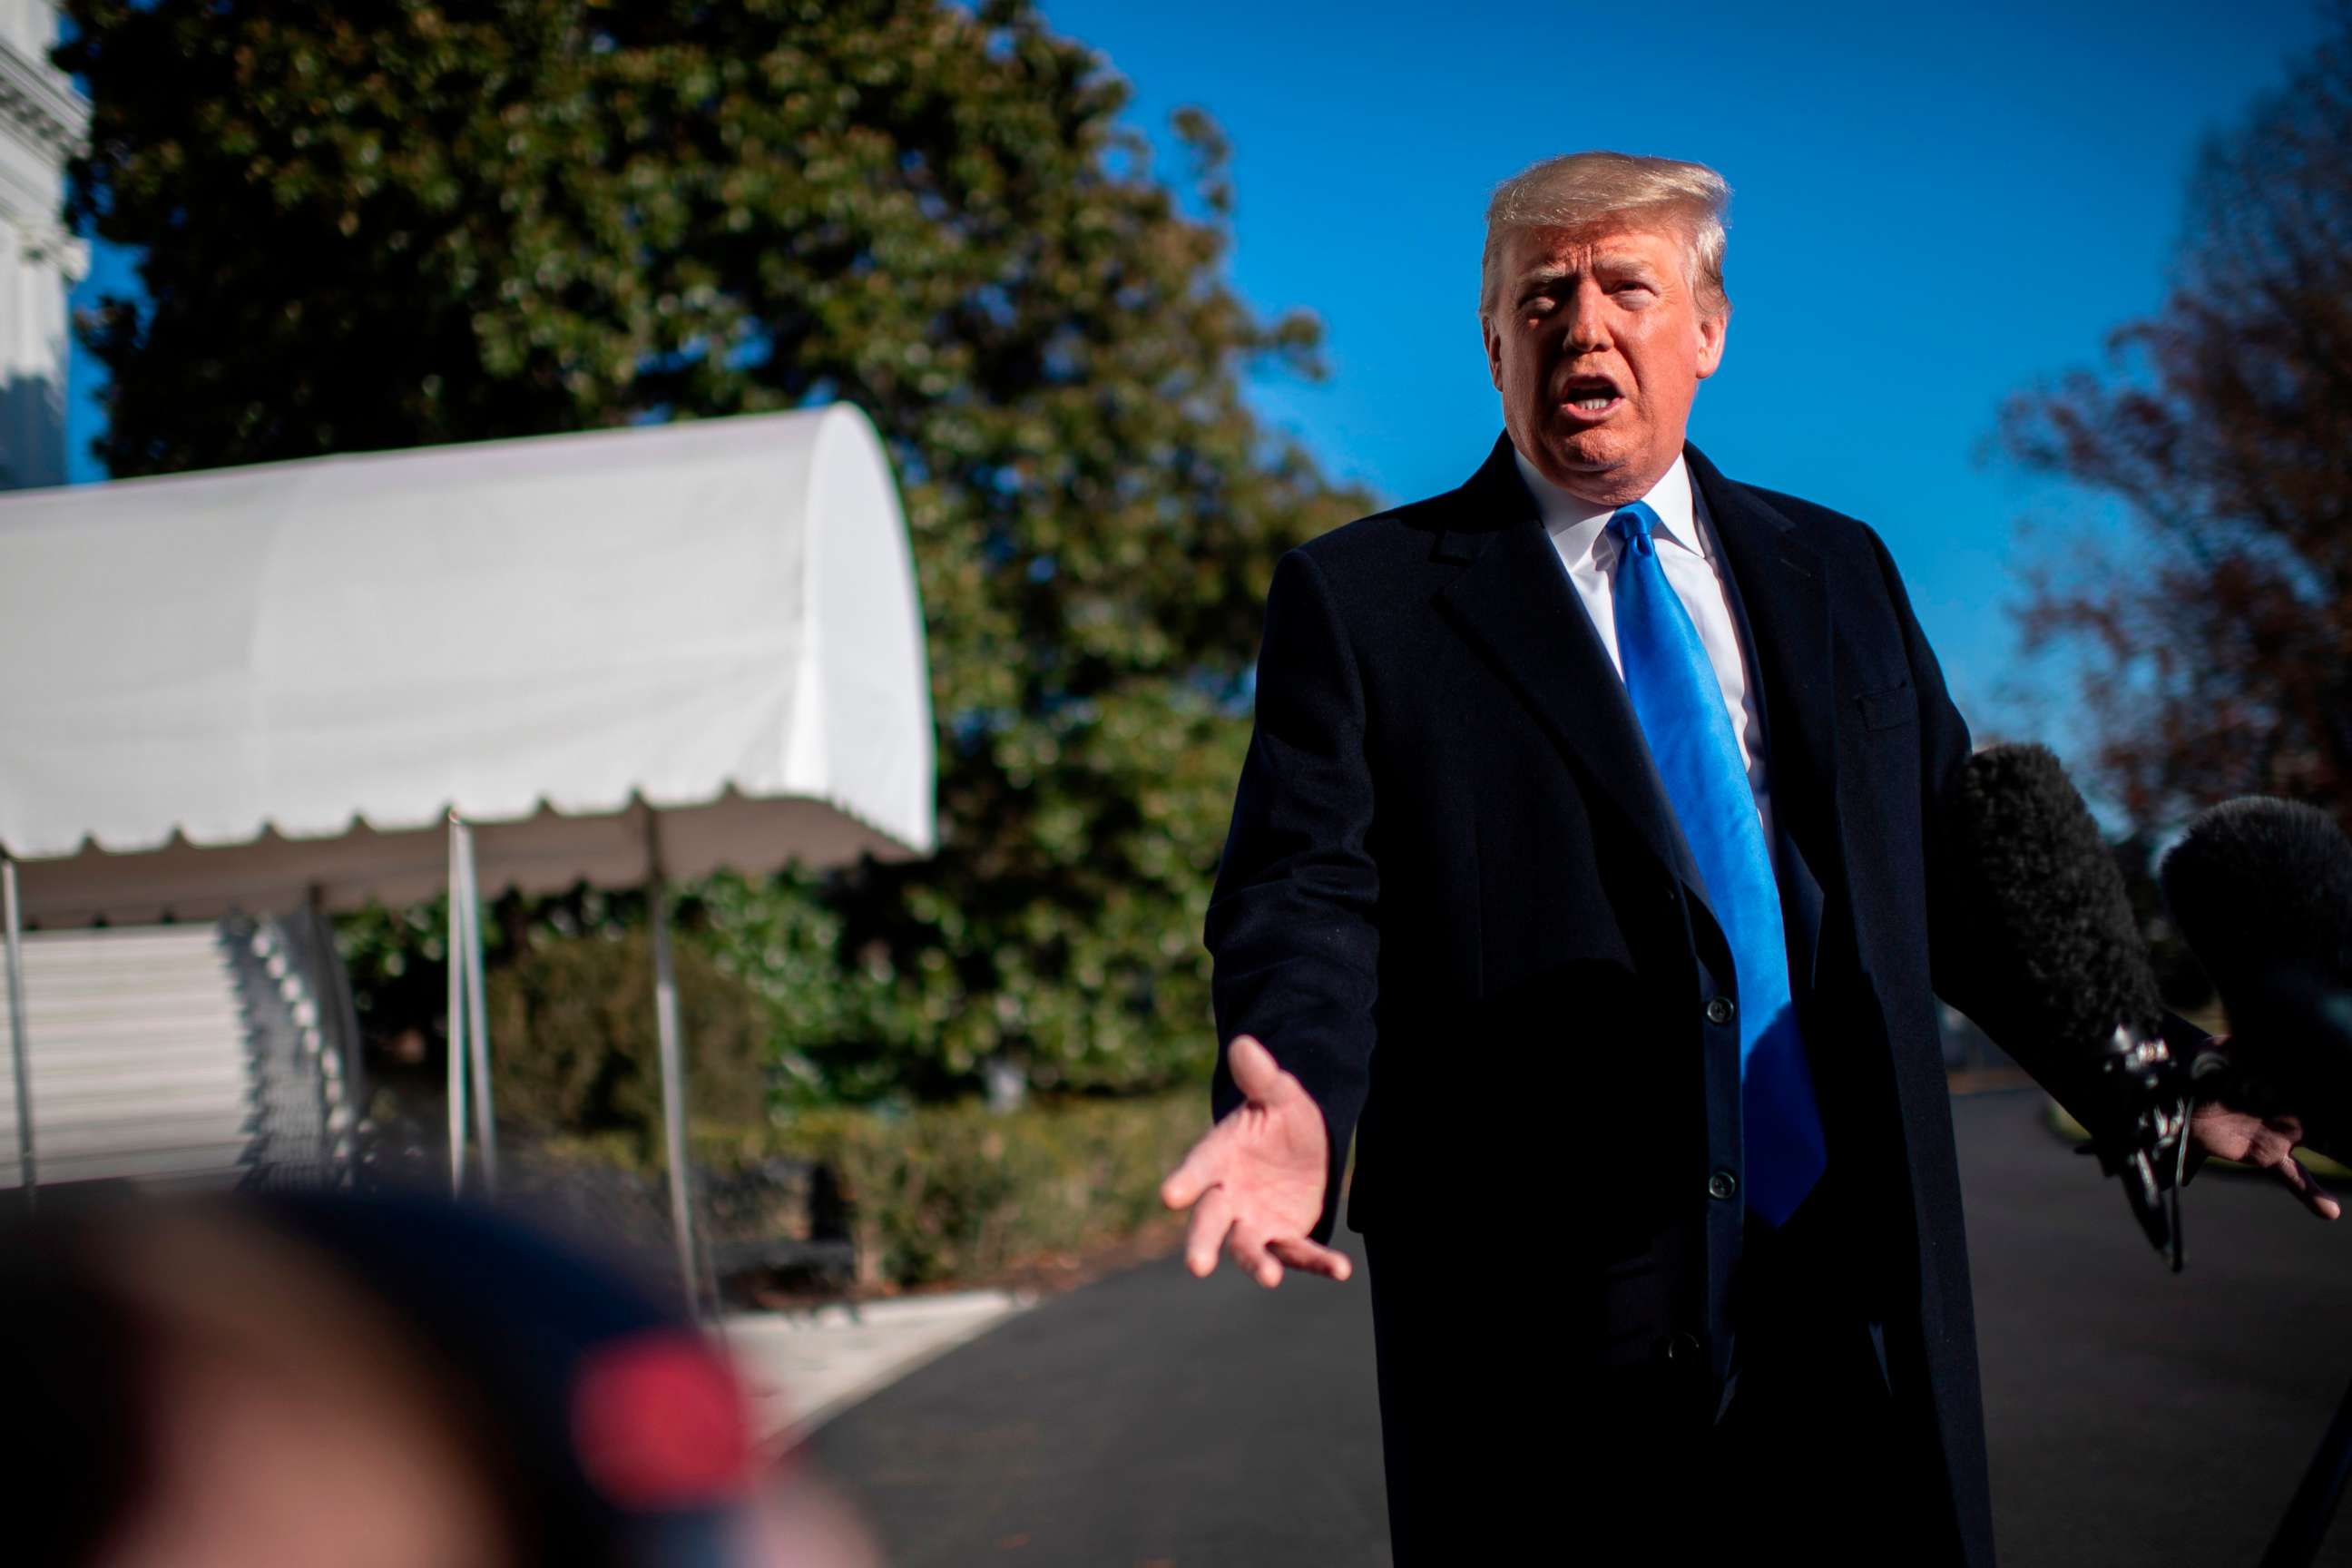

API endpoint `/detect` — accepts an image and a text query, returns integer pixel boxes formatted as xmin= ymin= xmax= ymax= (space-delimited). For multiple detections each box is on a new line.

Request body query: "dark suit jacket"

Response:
xmin=1205 ymin=433 xmax=2093 ymax=1567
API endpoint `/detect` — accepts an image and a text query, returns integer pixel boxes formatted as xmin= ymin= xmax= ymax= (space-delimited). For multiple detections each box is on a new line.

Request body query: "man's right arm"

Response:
xmin=1204 ymin=547 xmax=1381 ymax=1245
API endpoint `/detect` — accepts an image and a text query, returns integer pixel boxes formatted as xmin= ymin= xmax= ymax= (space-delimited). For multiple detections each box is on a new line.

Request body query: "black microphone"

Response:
xmin=2158 ymin=796 xmax=2352 ymax=1163
xmin=1942 ymin=742 xmax=2197 ymax=1264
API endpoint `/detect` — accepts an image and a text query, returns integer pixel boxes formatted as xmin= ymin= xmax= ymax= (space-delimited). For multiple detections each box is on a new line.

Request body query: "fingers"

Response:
xmin=1159 ymin=1126 xmax=1229 ymax=1212
xmin=1227 ymin=1219 xmax=1283 ymax=1289
xmin=1178 ymin=1188 xmax=1352 ymax=1287
xmin=1226 ymin=1034 xmax=1304 ymax=1109
xmin=2299 ymin=1171 xmax=2343 ymax=1221
xmin=1269 ymin=1235 xmax=1355 ymax=1283
xmin=2240 ymin=1116 xmax=2342 ymax=1220
xmin=2274 ymin=1155 xmax=2343 ymax=1220
xmin=1183 ymin=1184 xmax=1235 ymax=1278
xmin=2189 ymin=1102 xmax=2343 ymax=1219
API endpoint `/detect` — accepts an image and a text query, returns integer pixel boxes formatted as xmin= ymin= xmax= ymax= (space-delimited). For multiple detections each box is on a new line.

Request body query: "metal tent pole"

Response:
xmin=452 ymin=818 xmax=498 ymax=1196
xmin=645 ymin=810 xmax=701 ymax=1317
xmin=3 ymin=856 xmax=34 ymax=1210
xmin=446 ymin=816 xmax=469 ymax=1196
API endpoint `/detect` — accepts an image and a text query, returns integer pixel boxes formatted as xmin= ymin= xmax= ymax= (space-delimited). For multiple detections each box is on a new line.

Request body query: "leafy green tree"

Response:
xmin=1996 ymin=7 xmax=2352 ymax=832
xmin=64 ymin=0 xmax=1371 ymax=1100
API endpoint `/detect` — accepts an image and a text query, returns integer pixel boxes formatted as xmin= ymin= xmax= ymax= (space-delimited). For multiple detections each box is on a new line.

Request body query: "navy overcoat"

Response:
xmin=1207 ymin=433 xmax=2097 ymax=1565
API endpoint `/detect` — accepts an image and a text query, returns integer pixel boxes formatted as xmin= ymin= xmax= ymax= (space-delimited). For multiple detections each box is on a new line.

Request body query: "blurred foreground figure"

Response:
xmin=0 ymin=1189 xmax=878 ymax=1568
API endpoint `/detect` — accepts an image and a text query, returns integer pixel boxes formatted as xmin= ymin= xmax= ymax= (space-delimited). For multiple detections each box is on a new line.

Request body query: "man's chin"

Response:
xmin=1529 ymin=431 xmax=1679 ymax=508
xmin=1543 ymin=430 xmax=1631 ymax=479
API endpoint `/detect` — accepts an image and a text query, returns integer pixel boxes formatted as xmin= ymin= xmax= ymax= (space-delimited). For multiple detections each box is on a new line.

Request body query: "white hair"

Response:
xmin=1479 ymin=151 xmax=1732 ymax=318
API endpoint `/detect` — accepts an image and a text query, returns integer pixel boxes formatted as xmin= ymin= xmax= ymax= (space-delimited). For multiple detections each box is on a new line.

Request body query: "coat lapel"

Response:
xmin=1431 ymin=435 xmax=1710 ymax=903
xmin=1683 ymin=444 xmax=1847 ymax=893
xmin=1429 ymin=435 xmax=1851 ymax=916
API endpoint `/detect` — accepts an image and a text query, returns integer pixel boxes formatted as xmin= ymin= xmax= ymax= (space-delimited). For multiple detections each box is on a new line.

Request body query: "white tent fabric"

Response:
xmin=0 ymin=405 xmax=934 ymax=925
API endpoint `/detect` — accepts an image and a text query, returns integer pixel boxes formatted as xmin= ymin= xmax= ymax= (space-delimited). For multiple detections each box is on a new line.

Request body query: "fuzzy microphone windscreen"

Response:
xmin=2160 ymin=796 xmax=2352 ymax=1008
xmin=1945 ymin=742 xmax=2165 ymax=1061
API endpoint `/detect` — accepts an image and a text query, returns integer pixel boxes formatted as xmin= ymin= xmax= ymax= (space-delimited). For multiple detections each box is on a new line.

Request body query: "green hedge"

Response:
xmin=706 ymin=1091 xmax=1209 ymax=1290
xmin=474 ymin=930 xmax=1211 ymax=1292
xmin=485 ymin=929 xmax=769 ymax=1157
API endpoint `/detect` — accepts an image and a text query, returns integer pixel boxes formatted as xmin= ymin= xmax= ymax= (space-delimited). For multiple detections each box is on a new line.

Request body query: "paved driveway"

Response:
xmin=812 ymin=1089 xmax=2352 ymax=1566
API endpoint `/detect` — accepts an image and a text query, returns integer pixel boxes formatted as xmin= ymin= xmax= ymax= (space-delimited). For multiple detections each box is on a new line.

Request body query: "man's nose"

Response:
xmin=1561 ymin=280 xmax=1610 ymax=353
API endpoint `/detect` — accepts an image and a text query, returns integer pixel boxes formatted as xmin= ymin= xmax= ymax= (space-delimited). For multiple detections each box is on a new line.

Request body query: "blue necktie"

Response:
xmin=1607 ymin=501 xmax=1826 ymax=1226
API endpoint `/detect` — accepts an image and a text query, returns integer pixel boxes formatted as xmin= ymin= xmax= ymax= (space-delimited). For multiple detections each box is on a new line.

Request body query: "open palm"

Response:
xmin=1159 ymin=1034 xmax=1354 ymax=1287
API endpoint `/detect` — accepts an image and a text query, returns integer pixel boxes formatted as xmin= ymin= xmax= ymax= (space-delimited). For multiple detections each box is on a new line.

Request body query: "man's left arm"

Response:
xmin=1857 ymin=525 xmax=2112 ymax=1132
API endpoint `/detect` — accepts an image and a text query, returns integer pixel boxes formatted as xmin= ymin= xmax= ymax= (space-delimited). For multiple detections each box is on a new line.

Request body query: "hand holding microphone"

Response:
xmin=1945 ymin=755 xmax=2352 ymax=1566
xmin=2184 ymin=1096 xmax=2339 ymax=1220
xmin=1943 ymin=747 xmax=2350 ymax=1262
xmin=2160 ymin=797 xmax=2352 ymax=1161
xmin=2157 ymin=794 xmax=2352 ymax=1219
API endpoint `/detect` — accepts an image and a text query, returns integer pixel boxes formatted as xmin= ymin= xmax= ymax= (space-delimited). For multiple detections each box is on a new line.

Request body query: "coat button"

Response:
xmin=1705 ymin=995 xmax=1735 ymax=1026
xmin=1709 ymin=1169 xmax=1738 ymax=1200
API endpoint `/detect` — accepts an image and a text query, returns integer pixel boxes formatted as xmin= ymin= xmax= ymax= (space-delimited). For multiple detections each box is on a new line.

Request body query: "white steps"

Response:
xmin=0 ymin=925 xmax=258 ymax=1188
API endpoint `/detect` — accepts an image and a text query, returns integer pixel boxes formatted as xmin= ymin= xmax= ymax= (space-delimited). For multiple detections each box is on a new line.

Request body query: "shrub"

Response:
xmin=485 ymin=930 xmax=768 ymax=1158
xmin=774 ymin=1092 xmax=1206 ymax=1289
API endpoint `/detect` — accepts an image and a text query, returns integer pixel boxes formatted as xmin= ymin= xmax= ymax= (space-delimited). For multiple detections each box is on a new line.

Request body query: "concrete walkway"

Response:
xmin=722 ymin=1289 xmax=1035 ymax=1444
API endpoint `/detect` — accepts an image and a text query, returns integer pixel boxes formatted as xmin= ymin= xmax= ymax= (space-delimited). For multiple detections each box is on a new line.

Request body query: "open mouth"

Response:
xmin=1556 ymin=374 xmax=1623 ymax=416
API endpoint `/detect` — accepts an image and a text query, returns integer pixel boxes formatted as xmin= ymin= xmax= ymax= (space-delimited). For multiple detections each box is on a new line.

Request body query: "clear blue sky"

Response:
xmin=66 ymin=0 xmax=2333 ymax=740
xmin=1024 ymin=0 xmax=2333 ymax=737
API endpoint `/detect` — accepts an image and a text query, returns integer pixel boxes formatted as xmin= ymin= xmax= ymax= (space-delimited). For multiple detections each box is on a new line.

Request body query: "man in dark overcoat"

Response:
xmin=1159 ymin=150 xmax=2336 ymax=1563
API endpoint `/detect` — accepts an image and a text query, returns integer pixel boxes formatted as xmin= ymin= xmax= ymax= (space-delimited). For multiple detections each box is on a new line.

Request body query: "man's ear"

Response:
xmin=1695 ymin=305 xmax=1730 ymax=380
xmin=1480 ymin=310 xmax=1504 ymax=392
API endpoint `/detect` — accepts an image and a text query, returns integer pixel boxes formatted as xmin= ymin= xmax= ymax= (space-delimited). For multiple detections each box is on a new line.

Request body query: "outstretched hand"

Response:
xmin=1159 ymin=1034 xmax=1354 ymax=1288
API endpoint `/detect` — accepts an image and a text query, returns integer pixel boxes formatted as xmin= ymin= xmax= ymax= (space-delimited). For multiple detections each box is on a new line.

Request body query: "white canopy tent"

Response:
xmin=0 ymin=405 xmax=935 ymax=1298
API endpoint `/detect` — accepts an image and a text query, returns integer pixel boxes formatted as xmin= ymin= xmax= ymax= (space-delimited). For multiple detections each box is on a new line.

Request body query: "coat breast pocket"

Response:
xmin=1853 ymin=681 xmax=1916 ymax=733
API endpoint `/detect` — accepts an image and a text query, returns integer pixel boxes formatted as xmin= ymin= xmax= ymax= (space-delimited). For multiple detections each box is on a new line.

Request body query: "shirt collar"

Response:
xmin=1511 ymin=446 xmax=1705 ymax=565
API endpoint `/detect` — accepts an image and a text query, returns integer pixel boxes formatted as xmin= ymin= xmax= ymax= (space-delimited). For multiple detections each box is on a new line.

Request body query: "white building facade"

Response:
xmin=0 ymin=0 xmax=83 ymax=489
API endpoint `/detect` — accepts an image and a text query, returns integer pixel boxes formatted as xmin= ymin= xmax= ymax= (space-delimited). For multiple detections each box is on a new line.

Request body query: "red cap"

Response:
xmin=571 ymin=1334 xmax=757 ymax=1510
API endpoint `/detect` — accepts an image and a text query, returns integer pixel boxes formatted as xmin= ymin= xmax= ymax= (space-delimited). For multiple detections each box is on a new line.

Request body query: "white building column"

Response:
xmin=0 ymin=2 xmax=88 ymax=490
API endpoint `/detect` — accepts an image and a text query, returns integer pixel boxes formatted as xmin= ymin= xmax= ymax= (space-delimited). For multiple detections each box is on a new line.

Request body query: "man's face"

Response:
xmin=1482 ymin=219 xmax=1727 ymax=508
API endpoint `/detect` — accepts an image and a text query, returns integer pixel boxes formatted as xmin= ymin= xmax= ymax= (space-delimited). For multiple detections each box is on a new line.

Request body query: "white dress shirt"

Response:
xmin=1512 ymin=446 xmax=1776 ymax=848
